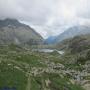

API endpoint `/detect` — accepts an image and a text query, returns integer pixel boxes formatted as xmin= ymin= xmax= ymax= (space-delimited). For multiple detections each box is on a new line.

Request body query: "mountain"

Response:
xmin=55 ymin=25 xmax=90 ymax=43
xmin=44 ymin=36 xmax=57 ymax=44
xmin=0 ymin=18 xmax=43 ymax=45
xmin=46 ymin=25 xmax=90 ymax=44
xmin=56 ymin=34 xmax=90 ymax=53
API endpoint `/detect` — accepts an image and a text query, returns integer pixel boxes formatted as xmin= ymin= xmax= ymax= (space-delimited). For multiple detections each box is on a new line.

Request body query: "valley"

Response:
xmin=0 ymin=0 xmax=90 ymax=89
xmin=0 ymin=19 xmax=90 ymax=90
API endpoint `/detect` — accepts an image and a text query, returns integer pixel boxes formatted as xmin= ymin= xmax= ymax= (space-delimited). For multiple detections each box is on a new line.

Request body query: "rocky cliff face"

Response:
xmin=0 ymin=18 xmax=43 ymax=45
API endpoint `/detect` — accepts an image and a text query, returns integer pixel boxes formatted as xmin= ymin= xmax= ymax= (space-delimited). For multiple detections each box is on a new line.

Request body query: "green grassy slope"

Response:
xmin=0 ymin=44 xmax=86 ymax=90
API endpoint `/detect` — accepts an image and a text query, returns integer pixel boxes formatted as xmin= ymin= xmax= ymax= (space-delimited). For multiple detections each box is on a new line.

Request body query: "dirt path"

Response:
xmin=26 ymin=73 xmax=31 ymax=90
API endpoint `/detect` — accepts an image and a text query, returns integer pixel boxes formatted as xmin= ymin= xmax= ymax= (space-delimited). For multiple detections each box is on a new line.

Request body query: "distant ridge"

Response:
xmin=45 ymin=25 xmax=90 ymax=44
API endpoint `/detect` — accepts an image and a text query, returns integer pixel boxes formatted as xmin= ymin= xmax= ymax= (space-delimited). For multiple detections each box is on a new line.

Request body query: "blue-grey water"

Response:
xmin=33 ymin=49 xmax=64 ymax=55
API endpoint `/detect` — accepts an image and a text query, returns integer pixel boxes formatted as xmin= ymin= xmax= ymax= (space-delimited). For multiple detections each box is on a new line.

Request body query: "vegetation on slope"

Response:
xmin=0 ymin=44 xmax=85 ymax=90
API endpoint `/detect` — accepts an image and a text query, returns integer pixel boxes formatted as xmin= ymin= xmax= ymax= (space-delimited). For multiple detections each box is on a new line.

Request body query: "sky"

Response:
xmin=0 ymin=0 xmax=90 ymax=38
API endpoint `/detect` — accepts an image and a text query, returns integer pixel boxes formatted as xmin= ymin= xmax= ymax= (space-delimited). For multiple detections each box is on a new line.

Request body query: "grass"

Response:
xmin=30 ymin=77 xmax=41 ymax=90
xmin=0 ymin=61 xmax=27 ymax=90
xmin=31 ymin=73 xmax=84 ymax=90
xmin=0 ymin=44 xmax=86 ymax=90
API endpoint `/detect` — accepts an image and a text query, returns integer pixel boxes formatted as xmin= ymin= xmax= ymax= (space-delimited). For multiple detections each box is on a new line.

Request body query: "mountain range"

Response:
xmin=0 ymin=19 xmax=90 ymax=46
xmin=45 ymin=25 xmax=90 ymax=44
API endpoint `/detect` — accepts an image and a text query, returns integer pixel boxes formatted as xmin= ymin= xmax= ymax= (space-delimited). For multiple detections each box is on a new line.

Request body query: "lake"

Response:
xmin=33 ymin=49 xmax=64 ymax=55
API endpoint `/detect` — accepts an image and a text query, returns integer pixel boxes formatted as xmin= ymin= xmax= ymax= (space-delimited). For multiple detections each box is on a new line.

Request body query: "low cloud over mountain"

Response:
xmin=0 ymin=0 xmax=90 ymax=38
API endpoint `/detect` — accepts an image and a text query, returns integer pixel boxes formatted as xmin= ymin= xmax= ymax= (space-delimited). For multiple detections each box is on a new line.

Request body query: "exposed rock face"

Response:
xmin=0 ymin=18 xmax=43 ymax=45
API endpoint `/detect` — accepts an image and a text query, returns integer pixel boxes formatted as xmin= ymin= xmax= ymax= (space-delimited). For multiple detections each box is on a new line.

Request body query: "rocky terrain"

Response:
xmin=0 ymin=43 xmax=89 ymax=90
xmin=0 ymin=18 xmax=43 ymax=45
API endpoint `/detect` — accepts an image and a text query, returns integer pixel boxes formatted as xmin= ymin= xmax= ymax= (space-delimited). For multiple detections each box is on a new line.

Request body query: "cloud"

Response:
xmin=0 ymin=0 xmax=50 ymax=24
xmin=0 ymin=0 xmax=90 ymax=38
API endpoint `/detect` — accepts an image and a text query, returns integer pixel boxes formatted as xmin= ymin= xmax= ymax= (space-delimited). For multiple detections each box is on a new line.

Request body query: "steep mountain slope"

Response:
xmin=44 ymin=36 xmax=57 ymax=44
xmin=46 ymin=25 xmax=90 ymax=44
xmin=56 ymin=25 xmax=90 ymax=43
xmin=0 ymin=18 xmax=43 ymax=45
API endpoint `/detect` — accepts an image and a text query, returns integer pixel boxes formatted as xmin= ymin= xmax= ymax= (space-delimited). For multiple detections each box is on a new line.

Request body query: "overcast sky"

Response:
xmin=0 ymin=0 xmax=90 ymax=38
